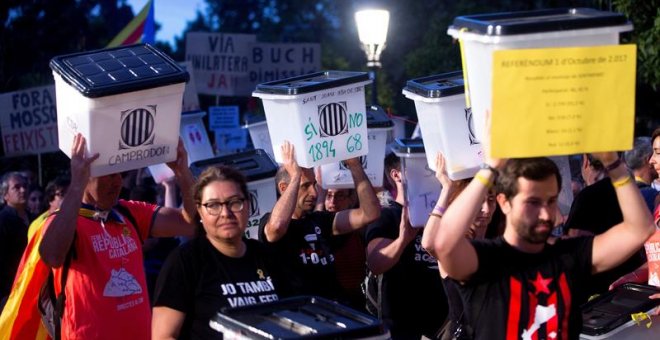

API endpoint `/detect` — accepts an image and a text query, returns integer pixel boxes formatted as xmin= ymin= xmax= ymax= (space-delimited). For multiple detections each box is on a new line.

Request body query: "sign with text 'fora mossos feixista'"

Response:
xmin=0 ymin=85 xmax=59 ymax=156
xmin=185 ymin=32 xmax=320 ymax=96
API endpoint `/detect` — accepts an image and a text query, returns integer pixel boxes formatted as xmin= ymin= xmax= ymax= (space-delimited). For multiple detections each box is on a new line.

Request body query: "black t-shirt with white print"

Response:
xmin=258 ymin=211 xmax=345 ymax=301
xmin=461 ymin=236 xmax=594 ymax=340
xmin=365 ymin=202 xmax=448 ymax=339
xmin=153 ymin=237 xmax=290 ymax=340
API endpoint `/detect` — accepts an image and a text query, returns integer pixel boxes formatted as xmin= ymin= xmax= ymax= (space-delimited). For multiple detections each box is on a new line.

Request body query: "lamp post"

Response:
xmin=355 ymin=9 xmax=389 ymax=105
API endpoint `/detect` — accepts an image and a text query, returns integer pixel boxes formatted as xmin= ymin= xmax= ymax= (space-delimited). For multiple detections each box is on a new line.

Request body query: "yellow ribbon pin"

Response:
xmin=631 ymin=312 xmax=652 ymax=329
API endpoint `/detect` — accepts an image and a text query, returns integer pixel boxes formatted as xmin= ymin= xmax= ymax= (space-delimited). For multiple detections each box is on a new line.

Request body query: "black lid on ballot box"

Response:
xmin=189 ymin=149 xmax=278 ymax=182
xmin=50 ymin=43 xmax=189 ymax=98
xmin=404 ymin=71 xmax=465 ymax=98
xmin=581 ymin=283 xmax=660 ymax=336
xmin=451 ymin=7 xmax=630 ymax=36
xmin=254 ymin=71 xmax=370 ymax=95
xmin=210 ymin=295 xmax=388 ymax=339
xmin=366 ymin=105 xmax=393 ymax=129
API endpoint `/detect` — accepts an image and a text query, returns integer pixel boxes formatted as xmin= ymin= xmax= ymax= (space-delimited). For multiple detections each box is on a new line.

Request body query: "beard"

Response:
xmin=515 ymin=219 xmax=554 ymax=244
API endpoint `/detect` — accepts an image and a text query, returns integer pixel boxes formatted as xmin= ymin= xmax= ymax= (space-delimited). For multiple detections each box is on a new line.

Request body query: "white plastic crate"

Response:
xmin=50 ymin=44 xmax=188 ymax=177
xmin=447 ymin=8 xmax=632 ymax=142
xmin=403 ymin=71 xmax=483 ymax=180
xmin=320 ymin=105 xmax=392 ymax=189
xmin=253 ymin=71 xmax=371 ymax=168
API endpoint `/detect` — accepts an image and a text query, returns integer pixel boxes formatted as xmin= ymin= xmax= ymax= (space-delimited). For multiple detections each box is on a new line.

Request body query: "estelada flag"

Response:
xmin=107 ymin=0 xmax=155 ymax=47
xmin=0 ymin=212 xmax=52 ymax=340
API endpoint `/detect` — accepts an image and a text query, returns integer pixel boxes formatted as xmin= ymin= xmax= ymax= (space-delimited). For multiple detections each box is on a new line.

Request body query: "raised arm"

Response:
xmin=421 ymin=152 xmax=458 ymax=257
xmin=367 ymin=206 xmax=418 ymax=275
xmin=591 ymin=152 xmax=655 ymax=274
xmin=40 ymin=133 xmax=98 ymax=268
xmin=314 ymin=166 xmax=327 ymax=211
xmin=152 ymin=306 xmax=185 ymax=340
xmin=333 ymin=157 xmax=380 ymax=234
xmin=161 ymin=176 xmax=178 ymax=208
xmin=436 ymin=111 xmax=504 ymax=281
xmin=151 ymin=139 xmax=197 ymax=238
xmin=264 ymin=141 xmax=301 ymax=242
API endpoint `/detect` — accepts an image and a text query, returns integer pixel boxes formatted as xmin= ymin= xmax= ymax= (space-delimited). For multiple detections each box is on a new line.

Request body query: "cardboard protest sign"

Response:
xmin=247 ymin=42 xmax=321 ymax=89
xmin=185 ymin=32 xmax=257 ymax=96
xmin=185 ymin=33 xmax=321 ymax=97
xmin=0 ymin=85 xmax=59 ymax=156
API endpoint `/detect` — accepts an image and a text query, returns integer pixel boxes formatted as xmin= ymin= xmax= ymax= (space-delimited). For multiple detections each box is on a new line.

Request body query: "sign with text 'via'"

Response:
xmin=185 ymin=32 xmax=321 ymax=97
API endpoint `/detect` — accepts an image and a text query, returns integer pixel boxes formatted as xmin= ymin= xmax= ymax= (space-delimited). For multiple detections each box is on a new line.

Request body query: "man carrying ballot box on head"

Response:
xmin=431 ymin=113 xmax=655 ymax=340
xmin=39 ymin=133 xmax=197 ymax=340
xmin=258 ymin=141 xmax=380 ymax=307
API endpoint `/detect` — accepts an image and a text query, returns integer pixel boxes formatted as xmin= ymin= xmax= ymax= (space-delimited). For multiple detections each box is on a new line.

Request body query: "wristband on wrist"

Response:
xmin=429 ymin=212 xmax=443 ymax=218
xmin=604 ymin=158 xmax=623 ymax=172
xmin=433 ymin=206 xmax=446 ymax=215
xmin=611 ymin=175 xmax=633 ymax=188
xmin=474 ymin=173 xmax=494 ymax=188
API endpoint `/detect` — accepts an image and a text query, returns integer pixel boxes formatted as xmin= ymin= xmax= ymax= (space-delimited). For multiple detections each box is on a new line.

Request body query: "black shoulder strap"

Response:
xmin=114 ymin=203 xmax=143 ymax=244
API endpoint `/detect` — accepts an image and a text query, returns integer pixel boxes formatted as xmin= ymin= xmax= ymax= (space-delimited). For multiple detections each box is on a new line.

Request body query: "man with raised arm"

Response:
xmin=258 ymin=141 xmax=380 ymax=304
xmin=433 ymin=119 xmax=655 ymax=339
xmin=38 ymin=133 xmax=197 ymax=340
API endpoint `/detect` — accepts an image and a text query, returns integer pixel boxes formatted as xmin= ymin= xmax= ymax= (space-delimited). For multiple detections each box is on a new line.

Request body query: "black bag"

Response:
xmin=361 ymin=270 xmax=383 ymax=319
xmin=38 ymin=204 xmax=140 ymax=339
xmin=436 ymin=318 xmax=473 ymax=340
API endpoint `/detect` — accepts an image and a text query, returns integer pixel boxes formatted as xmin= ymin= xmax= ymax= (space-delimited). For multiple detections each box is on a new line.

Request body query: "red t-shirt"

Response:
xmin=645 ymin=206 xmax=660 ymax=287
xmin=47 ymin=200 xmax=157 ymax=340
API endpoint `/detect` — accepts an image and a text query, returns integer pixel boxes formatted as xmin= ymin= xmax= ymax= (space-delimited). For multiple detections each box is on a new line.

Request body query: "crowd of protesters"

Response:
xmin=0 ymin=123 xmax=659 ymax=339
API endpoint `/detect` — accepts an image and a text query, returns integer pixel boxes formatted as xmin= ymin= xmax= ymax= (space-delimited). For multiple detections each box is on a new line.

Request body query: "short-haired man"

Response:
xmin=364 ymin=151 xmax=448 ymax=339
xmin=0 ymin=172 xmax=29 ymax=309
xmin=259 ymin=141 xmax=380 ymax=303
xmin=324 ymin=188 xmax=357 ymax=212
xmin=38 ymin=134 xmax=197 ymax=339
xmin=433 ymin=132 xmax=655 ymax=338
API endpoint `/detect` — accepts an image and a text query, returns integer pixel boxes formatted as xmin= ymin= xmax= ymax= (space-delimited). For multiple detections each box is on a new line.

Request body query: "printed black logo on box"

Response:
xmin=120 ymin=105 xmax=156 ymax=149
xmin=318 ymin=102 xmax=348 ymax=137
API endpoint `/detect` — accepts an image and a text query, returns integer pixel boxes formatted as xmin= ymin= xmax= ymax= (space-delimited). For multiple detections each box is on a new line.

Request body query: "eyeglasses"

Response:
xmin=200 ymin=198 xmax=246 ymax=215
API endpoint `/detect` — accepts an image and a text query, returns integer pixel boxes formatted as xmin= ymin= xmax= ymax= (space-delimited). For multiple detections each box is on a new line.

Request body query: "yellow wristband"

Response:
xmin=474 ymin=173 xmax=494 ymax=188
xmin=429 ymin=212 xmax=443 ymax=218
xmin=611 ymin=175 xmax=633 ymax=188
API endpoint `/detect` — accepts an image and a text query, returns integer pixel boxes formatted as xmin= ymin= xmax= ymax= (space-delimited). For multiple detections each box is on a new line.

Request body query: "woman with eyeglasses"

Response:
xmin=152 ymin=165 xmax=290 ymax=340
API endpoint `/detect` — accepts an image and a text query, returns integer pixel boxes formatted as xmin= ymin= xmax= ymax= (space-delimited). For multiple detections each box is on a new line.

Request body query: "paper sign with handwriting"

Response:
xmin=491 ymin=44 xmax=636 ymax=158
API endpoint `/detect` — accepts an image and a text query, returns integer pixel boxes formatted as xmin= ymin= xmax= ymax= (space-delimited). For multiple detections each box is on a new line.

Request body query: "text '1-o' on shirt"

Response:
xmin=258 ymin=211 xmax=343 ymax=301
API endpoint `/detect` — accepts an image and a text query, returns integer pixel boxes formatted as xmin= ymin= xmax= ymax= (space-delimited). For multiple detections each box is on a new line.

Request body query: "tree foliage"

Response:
xmin=0 ymin=0 xmax=137 ymax=92
xmin=614 ymin=0 xmax=660 ymax=90
xmin=1 ymin=0 xmax=657 ymax=123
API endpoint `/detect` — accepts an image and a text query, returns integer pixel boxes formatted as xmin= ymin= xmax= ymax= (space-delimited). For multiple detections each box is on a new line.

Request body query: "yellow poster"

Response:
xmin=491 ymin=44 xmax=636 ymax=158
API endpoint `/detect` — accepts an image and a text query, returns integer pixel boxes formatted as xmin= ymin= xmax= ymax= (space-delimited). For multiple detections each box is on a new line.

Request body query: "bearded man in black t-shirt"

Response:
xmin=430 ymin=124 xmax=655 ymax=340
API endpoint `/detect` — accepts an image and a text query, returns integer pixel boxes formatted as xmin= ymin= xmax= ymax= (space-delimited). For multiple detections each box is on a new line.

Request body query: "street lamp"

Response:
xmin=355 ymin=9 xmax=389 ymax=105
